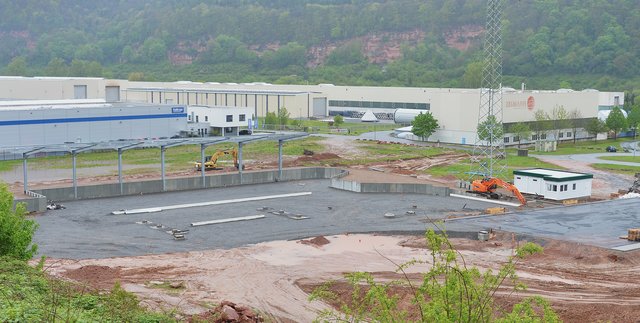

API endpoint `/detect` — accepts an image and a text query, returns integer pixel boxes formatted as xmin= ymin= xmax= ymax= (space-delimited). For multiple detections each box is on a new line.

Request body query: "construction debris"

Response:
xmin=485 ymin=207 xmax=506 ymax=215
xmin=627 ymin=229 xmax=640 ymax=241
xmin=628 ymin=173 xmax=640 ymax=194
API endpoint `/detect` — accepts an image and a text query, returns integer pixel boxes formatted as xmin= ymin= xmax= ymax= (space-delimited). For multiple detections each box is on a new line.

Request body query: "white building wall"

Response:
xmin=0 ymin=77 xmax=624 ymax=145
xmin=0 ymin=103 xmax=186 ymax=146
xmin=514 ymin=175 xmax=592 ymax=200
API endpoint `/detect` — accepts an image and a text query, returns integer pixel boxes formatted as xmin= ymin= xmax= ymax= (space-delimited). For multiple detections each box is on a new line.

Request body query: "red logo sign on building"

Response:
xmin=527 ymin=96 xmax=535 ymax=111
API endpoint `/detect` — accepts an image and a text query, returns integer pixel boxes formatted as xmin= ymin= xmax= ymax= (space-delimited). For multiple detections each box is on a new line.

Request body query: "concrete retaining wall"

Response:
xmin=330 ymin=174 xmax=450 ymax=196
xmin=15 ymin=191 xmax=47 ymax=213
xmin=32 ymin=167 xmax=346 ymax=202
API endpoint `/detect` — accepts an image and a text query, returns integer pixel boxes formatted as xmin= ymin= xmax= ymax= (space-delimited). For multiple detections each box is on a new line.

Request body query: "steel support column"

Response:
xmin=72 ymin=152 xmax=78 ymax=199
xmin=22 ymin=154 xmax=28 ymax=193
xmin=161 ymin=147 xmax=166 ymax=191
xmin=201 ymin=144 xmax=206 ymax=187
xmin=238 ymin=142 xmax=243 ymax=184
xmin=118 ymin=148 xmax=123 ymax=195
xmin=278 ymin=140 xmax=283 ymax=180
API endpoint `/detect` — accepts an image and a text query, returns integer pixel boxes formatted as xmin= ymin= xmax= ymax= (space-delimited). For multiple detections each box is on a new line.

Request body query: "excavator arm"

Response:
xmin=195 ymin=148 xmax=240 ymax=171
xmin=470 ymin=177 xmax=527 ymax=206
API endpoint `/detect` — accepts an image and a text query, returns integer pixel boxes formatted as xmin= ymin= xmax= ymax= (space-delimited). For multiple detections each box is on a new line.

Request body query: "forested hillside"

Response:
xmin=1 ymin=0 xmax=638 ymax=94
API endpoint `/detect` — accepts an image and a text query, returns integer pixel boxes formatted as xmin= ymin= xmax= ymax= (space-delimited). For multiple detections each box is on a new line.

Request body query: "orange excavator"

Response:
xmin=470 ymin=177 xmax=527 ymax=206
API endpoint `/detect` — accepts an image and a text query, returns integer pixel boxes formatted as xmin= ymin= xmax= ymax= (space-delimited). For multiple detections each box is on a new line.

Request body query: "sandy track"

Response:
xmin=42 ymin=234 xmax=640 ymax=322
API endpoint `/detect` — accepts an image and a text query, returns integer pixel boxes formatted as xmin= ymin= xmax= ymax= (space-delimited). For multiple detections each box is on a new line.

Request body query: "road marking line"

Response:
xmin=111 ymin=192 xmax=312 ymax=215
xmin=191 ymin=214 xmax=265 ymax=227
xmin=450 ymin=193 xmax=521 ymax=207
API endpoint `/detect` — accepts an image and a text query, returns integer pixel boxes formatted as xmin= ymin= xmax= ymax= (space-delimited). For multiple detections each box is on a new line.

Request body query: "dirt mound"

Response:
xmin=63 ymin=265 xmax=123 ymax=289
xmin=189 ymin=300 xmax=263 ymax=322
xmin=298 ymin=236 xmax=331 ymax=247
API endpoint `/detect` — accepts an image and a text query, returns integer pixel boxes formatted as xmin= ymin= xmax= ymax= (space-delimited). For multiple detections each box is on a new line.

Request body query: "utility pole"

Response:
xmin=471 ymin=0 xmax=506 ymax=179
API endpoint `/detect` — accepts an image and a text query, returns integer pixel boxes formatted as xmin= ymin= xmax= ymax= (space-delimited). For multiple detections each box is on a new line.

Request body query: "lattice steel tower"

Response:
xmin=471 ymin=0 xmax=505 ymax=179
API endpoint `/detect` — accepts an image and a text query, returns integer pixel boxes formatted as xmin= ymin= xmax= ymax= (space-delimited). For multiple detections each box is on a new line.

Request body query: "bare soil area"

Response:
xmin=43 ymin=233 xmax=640 ymax=322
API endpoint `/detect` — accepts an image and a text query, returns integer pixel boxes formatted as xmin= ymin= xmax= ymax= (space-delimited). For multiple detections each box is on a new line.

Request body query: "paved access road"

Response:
xmin=446 ymin=198 xmax=640 ymax=250
xmin=531 ymin=152 xmax=640 ymax=167
xmin=33 ymin=179 xmax=498 ymax=259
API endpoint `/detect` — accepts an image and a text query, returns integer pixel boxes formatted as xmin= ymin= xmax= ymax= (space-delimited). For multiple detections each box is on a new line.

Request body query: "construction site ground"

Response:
xmin=11 ymin=134 xmax=640 ymax=321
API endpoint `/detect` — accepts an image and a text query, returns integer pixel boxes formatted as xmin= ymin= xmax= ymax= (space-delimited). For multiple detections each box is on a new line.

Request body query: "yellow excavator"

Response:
xmin=195 ymin=148 xmax=240 ymax=171
xmin=470 ymin=177 xmax=527 ymax=206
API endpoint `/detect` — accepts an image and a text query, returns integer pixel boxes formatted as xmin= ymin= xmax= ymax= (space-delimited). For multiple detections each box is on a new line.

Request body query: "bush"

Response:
xmin=0 ymin=183 xmax=38 ymax=260
xmin=310 ymin=229 xmax=559 ymax=322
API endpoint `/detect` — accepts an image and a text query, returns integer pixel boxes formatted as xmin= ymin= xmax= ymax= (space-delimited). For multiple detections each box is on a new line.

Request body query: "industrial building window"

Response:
xmin=514 ymin=136 xmax=520 ymax=142
xmin=559 ymin=132 xmax=564 ymax=138
xmin=532 ymin=134 xmax=538 ymax=140
xmin=567 ymin=132 xmax=572 ymax=137
xmin=553 ymin=185 xmax=557 ymax=191
xmin=573 ymin=183 xmax=576 ymax=190
xmin=239 ymin=114 xmax=246 ymax=121
xmin=541 ymin=134 xmax=547 ymax=140
xmin=196 ymin=116 xmax=199 ymax=122
xmin=205 ymin=116 xmax=208 ymax=122
xmin=328 ymin=100 xmax=430 ymax=110
xmin=547 ymin=184 xmax=557 ymax=191
xmin=226 ymin=115 xmax=233 ymax=122
xmin=516 ymin=176 xmax=521 ymax=180
xmin=188 ymin=115 xmax=192 ymax=121
xmin=74 ymin=85 xmax=87 ymax=99
xmin=503 ymin=137 xmax=510 ymax=143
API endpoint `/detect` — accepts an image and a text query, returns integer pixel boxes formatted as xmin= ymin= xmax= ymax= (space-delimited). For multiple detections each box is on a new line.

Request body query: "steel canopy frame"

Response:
xmin=2 ymin=133 xmax=308 ymax=196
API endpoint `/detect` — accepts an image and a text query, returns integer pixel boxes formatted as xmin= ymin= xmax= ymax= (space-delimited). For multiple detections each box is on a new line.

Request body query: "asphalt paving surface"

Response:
xmin=446 ymin=197 xmax=640 ymax=250
xmin=33 ymin=179 xmax=497 ymax=259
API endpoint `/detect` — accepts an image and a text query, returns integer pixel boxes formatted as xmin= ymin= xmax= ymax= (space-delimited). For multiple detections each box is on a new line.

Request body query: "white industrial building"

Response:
xmin=0 ymin=76 xmax=625 ymax=146
xmin=513 ymin=168 xmax=593 ymax=200
xmin=0 ymin=99 xmax=186 ymax=146
xmin=187 ymin=106 xmax=254 ymax=136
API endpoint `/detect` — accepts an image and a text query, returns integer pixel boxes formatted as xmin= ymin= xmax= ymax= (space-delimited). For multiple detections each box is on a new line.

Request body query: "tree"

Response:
xmin=510 ymin=122 xmax=532 ymax=148
xmin=550 ymin=105 xmax=570 ymax=139
xmin=333 ymin=114 xmax=344 ymax=127
xmin=605 ymin=107 xmax=628 ymax=140
xmin=532 ymin=110 xmax=551 ymax=141
xmin=627 ymin=104 xmax=640 ymax=138
xmin=0 ymin=183 xmax=38 ymax=260
xmin=477 ymin=115 xmax=503 ymax=145
xmin=585 ymin=118 xmax=608 ymax=142
xmin=264 ymin=111 xmax=278 ymax=128
xmin=462 ymin=61 xmax=483 ymax=88
xmin=568 ymin=109 xmax=582 ymax=144
xmin=277 ymin=107 xmax=290 ymax=126
xmin=411 ymin=112 xmax=439 ymax=141
xmin=310 ymin=228 xmax=558 ymax=322
xmin=5 ymin=56 xmax=27 ymax=76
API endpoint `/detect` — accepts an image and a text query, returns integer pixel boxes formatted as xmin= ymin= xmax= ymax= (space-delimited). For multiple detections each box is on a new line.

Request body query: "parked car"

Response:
xmin=606 ymin=146 xmax=617 ymax=152
xmin=239 ymin=129 xmax=252 ymax=135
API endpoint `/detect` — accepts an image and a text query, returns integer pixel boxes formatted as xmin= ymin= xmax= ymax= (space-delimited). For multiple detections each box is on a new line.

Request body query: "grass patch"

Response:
xmin=532 ymin=138 xmax=635 ymax=155
xmin=591 ymin=163 xmax=640 ymax=176
xmin=424 ymin=153 xmax=564 ymax=180
xmin=261 ymin=118 xmax=398 ymax=135
xmin=0 ymin=160 xmax=22 ymax=172
xmin=0 ymin=257 xmax=174 ymax=322
xmin=597 ymin=155 xmax=640 ymax=163
xmin=0 ymin=137 xmax=325 ymax=173
xmin=357 ymin=141 xmax=448 ymax=159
